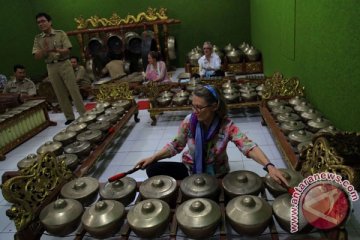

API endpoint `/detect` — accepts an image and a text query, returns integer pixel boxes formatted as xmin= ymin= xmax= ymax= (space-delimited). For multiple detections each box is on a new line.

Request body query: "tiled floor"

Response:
xmin=1 ymin=81 xmax=360 ymax=239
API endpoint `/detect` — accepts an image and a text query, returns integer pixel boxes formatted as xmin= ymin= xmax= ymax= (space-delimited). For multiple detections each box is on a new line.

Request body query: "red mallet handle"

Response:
xmin=108 ymin=173 xmax=126 ymax=182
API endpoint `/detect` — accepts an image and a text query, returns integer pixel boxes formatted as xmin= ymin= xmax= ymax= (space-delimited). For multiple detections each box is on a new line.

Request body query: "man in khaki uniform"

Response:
xmin=70 ymin=56 xmax=92 ymax=87
xmin=70 ymin=56 xmax=92 ymax=99
xmin=32 ymin=12 xmax=85 ymax=125
xmin=102 ymin=59 xmax=126 ymax=80
xmin=3 ymin=64 xmax=37 ymax=96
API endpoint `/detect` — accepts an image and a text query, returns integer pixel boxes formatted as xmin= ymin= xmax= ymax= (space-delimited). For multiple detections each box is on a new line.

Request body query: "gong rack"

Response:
xmin=66 ymin=16 xmax=180 ymax=68
xmin=186 ymin=60 xmax=263 ymax=76
xmin=0 ymin=82 xmax=141 ymax=240
xmin=67 ymin=180 xmax=344 ymax=240
xmin=139 ymin=76 xmax=265 ymax=126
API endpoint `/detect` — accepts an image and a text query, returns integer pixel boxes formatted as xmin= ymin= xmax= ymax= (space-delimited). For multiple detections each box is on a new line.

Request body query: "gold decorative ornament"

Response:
xmin=262 ymin=72 xmax=305 ymax=99
xmin=74 ymin=7 xmax=168 ymax=29
xmin=96 ymin=82 xmax=133 ymax=102
xmin=140 ymin=81 xmax=174 ymax=104
xmin=1 ymin=153 xmax=72 ymax=231
xmin=299 ymin=132 xmax=360 ymax=190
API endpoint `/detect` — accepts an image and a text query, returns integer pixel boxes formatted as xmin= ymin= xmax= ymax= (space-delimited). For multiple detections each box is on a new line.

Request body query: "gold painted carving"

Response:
xmin=1 ymin=153 xmax=72 ymax=231
xmin=140 ymin=81 xmax=173 ymax=105
xmin=300 ymin=132 xmax=360 ymax=190
xmin=96 ymin=82 xmax=133 ymax=102
xmin=227 ymin=63 xmax=244 ymax=74
xmin=262 ymin=72 xmax=305 ymax=99
xmin=74 ymin=7 xmax=168 ymax=29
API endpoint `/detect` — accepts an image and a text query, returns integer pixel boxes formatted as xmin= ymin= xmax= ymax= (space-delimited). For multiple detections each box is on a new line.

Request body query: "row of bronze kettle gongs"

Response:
xmin=267 ymin=97 xmax=337 ymax=151
xmin=41 ymin=169 xmax=303 ymax=238
xmin=16 ymin=100 xmax=133 ymax=171
xmin=267 ymin=97 xmax=335 ymax=133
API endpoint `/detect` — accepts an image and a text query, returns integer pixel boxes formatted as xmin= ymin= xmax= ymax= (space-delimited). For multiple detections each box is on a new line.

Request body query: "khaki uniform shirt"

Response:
xmin=74 ymin=65 xmax=91 ymax=87
xmin=102 ymin=60 xmax=126 ymax=79
xmin=32 ymin=29 xmax=71 ymax=63
xmin=3 ymin=78 xmax=37 ymax=96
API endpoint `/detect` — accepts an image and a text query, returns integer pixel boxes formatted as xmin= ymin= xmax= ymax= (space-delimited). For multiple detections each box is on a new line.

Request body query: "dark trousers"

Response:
xmin=146 ymin=162 xmax=189 ymax=180
xmin=192 ymin=69 xmax=225 ymax=79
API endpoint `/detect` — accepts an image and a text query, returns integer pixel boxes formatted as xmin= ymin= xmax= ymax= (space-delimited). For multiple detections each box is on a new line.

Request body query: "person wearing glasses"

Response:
xmin=135 ymin=85 xmax=288 ymax=185
xmin=32 ymin=12 xmax=86 ymax=125
xmin=197 ymin=41 xmax=224 ymax=78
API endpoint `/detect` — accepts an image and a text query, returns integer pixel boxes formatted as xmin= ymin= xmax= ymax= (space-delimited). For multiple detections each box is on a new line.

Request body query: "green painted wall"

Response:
xmin=251 ymin=0 xmax=360 ymax=131
xmin=0 ymin=1 xmax=42 ymax=79
xmin=0 ymin=0 xmax=250 ymax=78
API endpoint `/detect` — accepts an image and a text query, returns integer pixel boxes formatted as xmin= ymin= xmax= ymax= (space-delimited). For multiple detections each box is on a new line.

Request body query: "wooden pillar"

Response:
xmin=76 ymin=33 xmax=86 ymax=63
xmin=152 ymin=24 xmax=161 ymax=52
xmin=163 ymin=24 xmax=169 ymax=67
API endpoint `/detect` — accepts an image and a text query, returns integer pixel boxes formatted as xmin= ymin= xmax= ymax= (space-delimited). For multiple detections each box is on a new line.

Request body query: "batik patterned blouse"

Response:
xmin=162 ymin=114 xmax=257 ymax=176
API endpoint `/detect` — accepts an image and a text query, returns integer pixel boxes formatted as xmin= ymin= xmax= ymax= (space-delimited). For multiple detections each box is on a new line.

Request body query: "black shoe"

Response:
xmin=65 ymin=119 xmax=74 ymax=125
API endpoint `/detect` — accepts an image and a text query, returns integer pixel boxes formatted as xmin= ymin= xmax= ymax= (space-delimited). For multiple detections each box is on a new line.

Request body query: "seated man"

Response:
xmin=3 ymin=64 xmax=37 ymax=97
xmin=102 ymin=59 xmax=127 ymax=80
xmin=197 ymin=41 xmax=224 ymax=78
xmin=0 ymin=74 xmax=7 ymax=91
xmin=70 ymin=56 xmax=92 ymax=99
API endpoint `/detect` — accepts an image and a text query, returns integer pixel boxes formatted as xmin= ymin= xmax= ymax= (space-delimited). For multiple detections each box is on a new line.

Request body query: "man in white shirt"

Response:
xmin=197 ymin=41 xmax=223 ymax=78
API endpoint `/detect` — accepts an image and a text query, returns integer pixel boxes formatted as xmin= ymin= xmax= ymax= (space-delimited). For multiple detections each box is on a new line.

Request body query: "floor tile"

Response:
xmin=127 ymin=139 xmax=160 ymax=152
xmin=0 ymin=233 xmax=15 ymax=240
xmin=227 ymin=147 xmax=244 ymax=162
xmin=2 ymin=221 xmax=15 ymax=233
xmin=122 ymin=151 xmax=156 ymax=166
xmin=271 ymin=158 xmax=288 ymax=169
xmin=125 ymin=127 xmax=165 ymax=141
xmin=246 ymin=132 xmax=268 ymax=146
xmin=270 ymin=146 xmax=283 ymax=160
xmin=0 ymin=206 xmax=12 ymax=232
xmin=243 ymin=160 xmax=268 ymax=177
xmin=228 ymin=160 xmax=244 ymax=171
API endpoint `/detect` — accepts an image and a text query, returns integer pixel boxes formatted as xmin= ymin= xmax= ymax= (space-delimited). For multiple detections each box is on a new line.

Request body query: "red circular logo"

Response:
xmin=301 ymin=182 xmax=350 ymax=230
